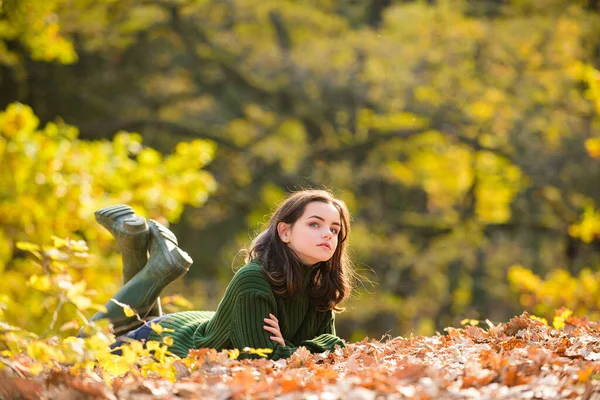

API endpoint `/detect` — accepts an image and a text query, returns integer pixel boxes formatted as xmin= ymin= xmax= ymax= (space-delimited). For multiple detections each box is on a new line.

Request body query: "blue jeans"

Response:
xmin=110 ymin=314 xmax=171 ymax=354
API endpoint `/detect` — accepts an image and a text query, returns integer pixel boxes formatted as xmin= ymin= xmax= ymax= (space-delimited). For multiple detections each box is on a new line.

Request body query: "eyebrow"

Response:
xmin=307 ymin=215 xmax=341 ymax=226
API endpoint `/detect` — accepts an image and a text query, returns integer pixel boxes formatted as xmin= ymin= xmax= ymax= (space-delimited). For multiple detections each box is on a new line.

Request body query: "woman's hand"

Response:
xmin=263 ymin=313 xmax=285 ymax=346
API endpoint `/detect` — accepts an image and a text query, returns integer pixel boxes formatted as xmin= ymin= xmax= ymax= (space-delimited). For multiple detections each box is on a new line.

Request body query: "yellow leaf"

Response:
xmin=585 ymin=138 xmax=600 ymax=159
xmin=99 ymin=354 xmax=133 ymax=377
xmin=27 ymin=275 xmax=51 ymax=292
xmin=16 ymin=241 xmax=40 ymax=252
xmin=146 ymin=341 xmax=161 ymax=352
xmin=153 ymin=345 xmax=168 ymax=362
xmin=553 ymin=317 xmax=565 ymax=330
xmin=51 ymin=236 xmax=69 ymax=249
xmin=110 ymin=299 xmax=136 ymax=318
xmin=227 ymin=348 xmax=240 ymax=360
xmin=71 ymin=295 xmax=92 ymax=310
xmin=530 ymin=315 xmax=548 ymax=325
xmin=16 ymin=241 xmax=42 ymax=259
xmin=559 ymin=309 xmax=573 ymax=319
xmin=242 ymin=347 xmax=273 ymax=358
xmin=151 ymin=322 xmax=164 ymax=334
xmin=29 ymin=363 xmax=44 ymax=375
xmin=162 ymin=336 xmax=174 ymax=346
xmin=69 ymin=240 xmax=89 ymax=253
xmin=123 ymin=306 xmax=135 ymax=318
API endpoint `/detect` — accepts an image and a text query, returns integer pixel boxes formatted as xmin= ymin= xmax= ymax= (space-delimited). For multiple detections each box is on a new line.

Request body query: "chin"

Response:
xmin=303 ymin=253 xmax=332 ymax=265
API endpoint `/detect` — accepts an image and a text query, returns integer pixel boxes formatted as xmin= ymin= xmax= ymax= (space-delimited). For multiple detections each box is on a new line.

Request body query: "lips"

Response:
xmin=318 ymin=243 xmax=331 ymax=250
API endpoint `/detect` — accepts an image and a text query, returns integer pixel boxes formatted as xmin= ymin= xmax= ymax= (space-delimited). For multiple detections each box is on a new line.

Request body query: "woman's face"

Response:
xmin=279 ymin=201 xmax=341 ymax=266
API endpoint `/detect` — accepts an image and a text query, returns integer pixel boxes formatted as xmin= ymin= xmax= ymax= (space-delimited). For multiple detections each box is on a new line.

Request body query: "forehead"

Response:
xmin=301 ymin=201 xmax=341 ymax=222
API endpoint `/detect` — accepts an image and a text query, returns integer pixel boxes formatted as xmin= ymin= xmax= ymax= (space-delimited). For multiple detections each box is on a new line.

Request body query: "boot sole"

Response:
xmin=95 ymin=204 xmax=155 ymax=235
xmin=148 ymin=220 xmax=192 ymax=272
xmin=149 ymin=218 xmax=178 ymax=246
xmin=122 ymin=216 xmax=147 ymax=234
xmin=95 ymin=204 xmax=135 ymax=226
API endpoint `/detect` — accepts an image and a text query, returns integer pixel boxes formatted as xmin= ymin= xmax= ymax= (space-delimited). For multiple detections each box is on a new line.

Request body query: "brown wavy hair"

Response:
xmin=245 ymin=189 xmax=354 ymax=312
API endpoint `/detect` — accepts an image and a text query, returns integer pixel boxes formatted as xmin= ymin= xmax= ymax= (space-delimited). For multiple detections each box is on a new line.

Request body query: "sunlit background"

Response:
xmin=1 ymin=0 xmax=600 ymax=342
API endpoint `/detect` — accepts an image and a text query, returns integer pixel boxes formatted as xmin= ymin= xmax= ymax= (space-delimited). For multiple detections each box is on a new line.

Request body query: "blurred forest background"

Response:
xmin=1 ymin=0 xmax=600 ymax=343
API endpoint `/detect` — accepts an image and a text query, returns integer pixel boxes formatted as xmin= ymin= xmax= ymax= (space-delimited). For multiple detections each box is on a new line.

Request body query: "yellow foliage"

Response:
xmin=474 ymin=151 xmax=524 ymax=224
xmin=509 ymin=265 xmax=600 ymax=320
xmin=160 ymin=294 xmax=195 ymax=311
xmin=251 ymin=117 xmax=308 ymax=175
xmin=569 ymin=207 xmax=600 ymax=243
xmin=0 ymin=102 xmax=279 ymax=385
xmin=552 ymin=309 xmax=573 ymax=330
xmin=361 ymin=110 xmax=428 ymax=132
xmin=460 ymin=319 xmax=479 ymax=326
xmin=1 ymin=317 xmax=193 ymax=381
xmin=150 ymin=321 xmax=174 ymax=335
xmin=569 ymin=62 xmax=600 ymax=116
xmin=585 ymin=138 xmax=600 ymax=159
xmin=0 ymin=0 xmax=77 ymax=66
xmin=247 ymin=183 xmax=286 ymax=228
xmin=403 ymin=131 xmax=473 ymax=214
xmin=0 ymin=102 xmax=216 ymax=335
xmin=530 ymin=315 xmax=548 ymax=326
xmin=242 ymin=347 xmax=273 ymax=358
xmin=228 ymin=348 xmax=240 ymax=360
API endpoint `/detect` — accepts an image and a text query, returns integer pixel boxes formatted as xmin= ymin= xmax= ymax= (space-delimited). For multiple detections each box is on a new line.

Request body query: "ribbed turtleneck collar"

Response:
xmin=301 ymin=263 xmax=316 ymax=289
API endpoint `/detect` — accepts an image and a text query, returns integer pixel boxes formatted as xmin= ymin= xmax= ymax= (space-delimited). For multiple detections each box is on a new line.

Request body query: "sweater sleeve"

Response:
xmin=231 ymin=292 xmax=298 ymax=360
xmin=298 ymin=309 xmax=345 ymax=353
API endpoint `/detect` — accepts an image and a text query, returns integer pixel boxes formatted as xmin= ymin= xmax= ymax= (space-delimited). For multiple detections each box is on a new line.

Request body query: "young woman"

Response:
xmin=88 ymin=189 xmax=353 ymax=360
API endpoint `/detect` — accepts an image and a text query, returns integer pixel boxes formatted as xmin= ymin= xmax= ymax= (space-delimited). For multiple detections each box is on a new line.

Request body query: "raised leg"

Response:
xmin=95 ymin=205 xmax=150 ymax=283
xmin=95 ymin=205 xmax=168 ymax=319
xmin=89 ymin=219 xmax=193 ymax=336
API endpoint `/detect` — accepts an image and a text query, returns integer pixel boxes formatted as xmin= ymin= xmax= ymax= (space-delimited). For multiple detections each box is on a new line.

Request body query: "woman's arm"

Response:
xmin=297 ymin=309 xmax=345 ymax=352
xmin=316 ymin=309 xmax=337 ymax=336
xmin=231 ymin=292 xmax=298 ymax=360
xmin=231 ymin=291 xmax=345 ymax=359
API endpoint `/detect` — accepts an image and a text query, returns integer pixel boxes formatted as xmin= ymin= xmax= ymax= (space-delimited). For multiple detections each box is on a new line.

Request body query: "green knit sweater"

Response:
xmin=147 ymin=260 xmax=345 ymax=360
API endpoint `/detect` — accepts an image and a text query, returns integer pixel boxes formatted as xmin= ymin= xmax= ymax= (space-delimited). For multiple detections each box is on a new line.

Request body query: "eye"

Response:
xmin=310 ymin=222 xmax=319 ymax=228
xmin=330 ymin=227 xmax=339 ymax=234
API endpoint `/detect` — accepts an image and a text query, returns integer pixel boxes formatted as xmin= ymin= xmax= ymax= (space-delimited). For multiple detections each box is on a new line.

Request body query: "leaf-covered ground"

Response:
xmin=3 ymin=312 xmax=600 ymax=399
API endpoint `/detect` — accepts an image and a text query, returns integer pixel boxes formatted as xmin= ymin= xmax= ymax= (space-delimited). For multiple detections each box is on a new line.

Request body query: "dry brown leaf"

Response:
xmin=11 ymin=311 xmax=600 ymax=399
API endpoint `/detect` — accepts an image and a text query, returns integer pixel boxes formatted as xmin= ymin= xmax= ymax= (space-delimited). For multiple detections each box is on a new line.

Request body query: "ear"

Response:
xmin=277 ymin=222 xmax=291 ymax=243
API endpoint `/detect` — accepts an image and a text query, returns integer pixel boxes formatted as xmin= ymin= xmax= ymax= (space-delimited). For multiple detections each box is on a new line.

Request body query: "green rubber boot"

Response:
xmin=90 ymin=219 xmax=193 ymax=335
xmin=95 ymin=205 xmax=168 ymax=319
xmin=95 ymin=205 xmax=150 ymax=283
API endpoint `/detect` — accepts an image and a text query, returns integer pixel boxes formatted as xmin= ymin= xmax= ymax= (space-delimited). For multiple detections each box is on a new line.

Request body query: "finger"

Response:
xmin=263 ymin=318 xmax=279 ymax=328
xmin=268 ymin=336 xmax=283 ymax=346
xmin=264 ymin=325 xmax=283 ymax=338
xmin=269 ymin=313 xmax=278 ymax=322
xmin=263 ymin=326 xmax=280 ymax=335
xmin=270 ymin=336 xmax=285 ymax=346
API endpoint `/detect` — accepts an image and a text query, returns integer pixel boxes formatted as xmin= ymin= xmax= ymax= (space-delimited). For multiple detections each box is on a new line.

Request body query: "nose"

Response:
xmin=323 ymin=229 xmax=332 ymax=239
